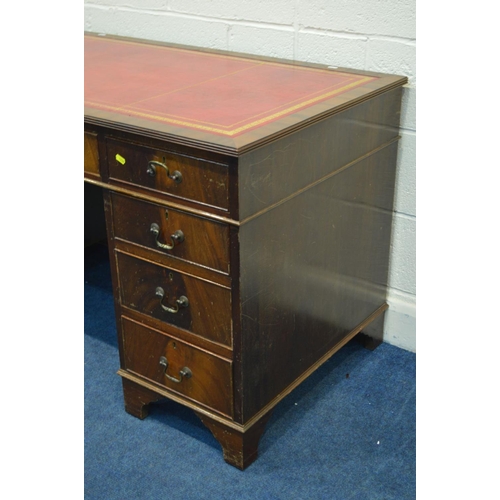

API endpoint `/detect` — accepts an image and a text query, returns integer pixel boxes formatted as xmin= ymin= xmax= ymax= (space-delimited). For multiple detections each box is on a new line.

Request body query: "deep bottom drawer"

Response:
xmin=121 ymin=317 xmax=233 ymax=417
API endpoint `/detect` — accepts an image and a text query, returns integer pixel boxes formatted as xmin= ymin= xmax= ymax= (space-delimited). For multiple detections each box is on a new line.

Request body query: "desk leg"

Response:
xmin=195 ymin=411 xmax=273 ymax=470
xmin=356 ymin=332 xmax=383 ymax=350
xmin=356 ymin=312 xmax=385 ymax=351
xmin=121 ymin=378 xmax=163 ymax=420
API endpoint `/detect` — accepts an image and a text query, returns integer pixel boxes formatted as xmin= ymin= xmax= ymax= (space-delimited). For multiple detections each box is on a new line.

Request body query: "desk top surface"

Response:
xmin=84 ymin=34 xmax=406 ymax=154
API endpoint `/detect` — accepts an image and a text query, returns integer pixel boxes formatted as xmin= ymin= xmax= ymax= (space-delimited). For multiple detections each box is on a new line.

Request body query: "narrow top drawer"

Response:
xmin=106 ymin=138 xmax=229 ymax=210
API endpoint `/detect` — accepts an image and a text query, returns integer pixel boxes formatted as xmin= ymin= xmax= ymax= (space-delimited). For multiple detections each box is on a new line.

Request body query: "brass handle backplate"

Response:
xmin=146 ymin=160 xmax=183 ymax=184
xmin=159 ymin=356 xmax=192 ymax=383
xmin=155 ymin=286 xmax=189 ymax=314
xmin=150 ymin=223 xmax=184 ymax=250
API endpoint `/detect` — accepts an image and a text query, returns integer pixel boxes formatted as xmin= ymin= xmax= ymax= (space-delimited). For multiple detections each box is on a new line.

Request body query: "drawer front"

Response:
xmin=122 ymin=317 xmax=233 ymax=416
xmin=117 ymin=252 xmax=232 ymax=347
xmin=111 ymin=192 xmax=230 ymax=274
xmin=84 ymin=132 xmax=99 ymax=176
xmin=107 ymin=138 xmax=229 ymax=210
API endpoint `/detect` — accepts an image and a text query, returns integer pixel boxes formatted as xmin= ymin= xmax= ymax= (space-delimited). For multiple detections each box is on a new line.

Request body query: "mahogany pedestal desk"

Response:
xmin=84 ymin=33 xmax=407 ymax=469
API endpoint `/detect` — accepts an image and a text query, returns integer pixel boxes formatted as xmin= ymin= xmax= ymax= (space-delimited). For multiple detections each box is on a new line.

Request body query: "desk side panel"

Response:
xmin=238 ymin=87 xmax=403 ymax=220
xmin=237 ymin=141 xmax=399 ymax=422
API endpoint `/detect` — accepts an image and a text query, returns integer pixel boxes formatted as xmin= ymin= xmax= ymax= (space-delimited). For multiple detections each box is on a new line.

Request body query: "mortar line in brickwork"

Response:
xmin=393 ymin=212 xmax=416 ymax=222
xmin=86 ymin=4 xmax=295 ymax=30
xmin=298 ymin=26 xmax=415 ymax=44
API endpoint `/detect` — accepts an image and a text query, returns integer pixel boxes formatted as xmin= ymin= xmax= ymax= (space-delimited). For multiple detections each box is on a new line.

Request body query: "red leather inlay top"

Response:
xmin=85 ymin=36 xmax=377 ymax=137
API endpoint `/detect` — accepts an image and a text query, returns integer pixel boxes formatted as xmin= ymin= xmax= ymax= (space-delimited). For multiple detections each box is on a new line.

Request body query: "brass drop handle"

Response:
xmin=150 ymin=223 xmax=184 ymax=250
xmin=159 ymin=356 xmax=192 ymax=383
xmin=146 ymin=160 xmax=183 ymax=184
xmin=155 ymin=286 xmax=189 ymax=314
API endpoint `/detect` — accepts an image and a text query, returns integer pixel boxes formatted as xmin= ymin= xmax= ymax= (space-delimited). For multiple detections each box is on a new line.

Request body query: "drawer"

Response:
xmin=111 ymin=192 xmax=230 ymax=274
xmin=117 ymin=252 xmax=232 ymax=347
xmin=106 ymin=138 xmax=229 ymax=210
xmin=121 ymin=317 xmax=233 ymax=417
xmin=84 ymin=132 xmax=99 ymax=177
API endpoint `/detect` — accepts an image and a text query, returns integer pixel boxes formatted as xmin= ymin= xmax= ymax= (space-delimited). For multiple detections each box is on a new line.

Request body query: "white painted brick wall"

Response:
xmin=229 ymin=24 xmax=295 ymax=59
xmin=84 ymin=0 xmax=416 ymax=351
xmin=297 ymin=0 xmax=416 ymax=39
xmin=296 ymin=31 xmax=367 ymax=69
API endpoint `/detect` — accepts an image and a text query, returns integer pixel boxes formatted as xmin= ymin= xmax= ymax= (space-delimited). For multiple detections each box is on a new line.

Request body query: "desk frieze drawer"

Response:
xmin=111 ymin=192 xmax=230 ymax=274
xmin=121 ymin=317 xmax=233 ymax=417
xmin=116 ymin=251 xmax=232 ymax=348
xmin=84 ymin=132 xmax=99 ymax=177
xmin=106 ymin=138 xmax=229 ymax=210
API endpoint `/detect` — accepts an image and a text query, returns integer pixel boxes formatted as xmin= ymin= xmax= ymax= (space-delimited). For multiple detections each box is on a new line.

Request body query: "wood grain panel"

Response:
xmin=121 ymin=317 xmax=233 ymax=416
xmin=237 ymin=142 xmax=399 ymax=421
xmin=84 ymin=131 xmax=100 ymax=177
xmin=111 ymin=192 xmax=230 ymax=274
xmin=107 ymin=138 xmax=229 ymax=210
xmin=116 ymin=251 xmax=232 ymax=347
xmin=238 ymin=87 xmax=403 ymax=219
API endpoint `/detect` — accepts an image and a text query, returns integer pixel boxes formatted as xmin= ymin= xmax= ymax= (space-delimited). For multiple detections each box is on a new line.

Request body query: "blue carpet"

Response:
xmin=85 ymin=244 xmax=416 ymax=499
